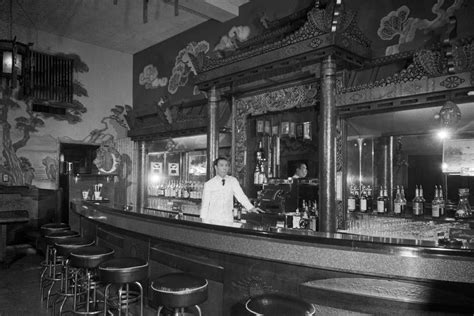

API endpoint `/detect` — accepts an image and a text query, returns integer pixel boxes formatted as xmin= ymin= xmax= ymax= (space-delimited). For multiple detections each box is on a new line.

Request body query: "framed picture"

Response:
xmin=443 ymin=138 xmax=474 ymax=174
xmin=168 ymin=162 xmax=180 ymax=176
xmin=150 ymin=162 xmax=162 ymax=174
xmin=264 ymin=121 xmax=271 ymax=135
xmin=281 ymin=122 xmax=290 ymax=135
xmin=289 ymin=122 xmax=296 ymax=138
xmin=303 ymin=122 xmax=312 ymax=140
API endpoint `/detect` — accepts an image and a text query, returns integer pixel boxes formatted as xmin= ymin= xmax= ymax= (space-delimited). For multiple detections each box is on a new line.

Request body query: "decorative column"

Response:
xmin=319 ymin=55 xmax=337 ymax=233
xmin=207 ymin=86 xmax=219 ymax=178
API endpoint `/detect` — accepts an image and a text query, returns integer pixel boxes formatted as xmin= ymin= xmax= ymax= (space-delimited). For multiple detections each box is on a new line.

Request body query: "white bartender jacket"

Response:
xmin=200 ymin=175 xmax=253 ymax=224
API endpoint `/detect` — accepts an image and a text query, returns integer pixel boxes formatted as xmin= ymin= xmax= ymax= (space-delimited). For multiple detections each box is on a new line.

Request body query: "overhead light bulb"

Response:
xmin=437 ymin=128 xmax=451 ymax=140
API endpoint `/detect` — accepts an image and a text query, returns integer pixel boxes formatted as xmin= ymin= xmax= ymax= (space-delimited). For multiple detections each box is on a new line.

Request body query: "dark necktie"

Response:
xmin=222 ymin=179 xmax=225 ymax=186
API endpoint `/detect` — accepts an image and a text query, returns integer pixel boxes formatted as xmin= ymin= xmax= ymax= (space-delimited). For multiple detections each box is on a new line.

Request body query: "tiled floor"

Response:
xmin=0 ymin=245 xmax=49 ymax=316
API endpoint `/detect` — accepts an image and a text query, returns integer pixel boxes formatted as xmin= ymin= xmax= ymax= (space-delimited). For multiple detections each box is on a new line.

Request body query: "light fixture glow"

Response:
xmin=436 ymin=129 xmax=451 ymax=140
xmin=442 ymin=162 xmax=448 ymax=172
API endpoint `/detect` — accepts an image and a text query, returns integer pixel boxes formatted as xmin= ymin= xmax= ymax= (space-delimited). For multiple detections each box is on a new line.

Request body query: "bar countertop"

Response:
xmin=73 ymin=200 xmax=474 ymax=284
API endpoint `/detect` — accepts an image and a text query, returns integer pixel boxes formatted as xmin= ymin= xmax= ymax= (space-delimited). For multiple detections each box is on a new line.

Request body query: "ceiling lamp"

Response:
xmin=1 ymin=0 xmax=32 ymax=89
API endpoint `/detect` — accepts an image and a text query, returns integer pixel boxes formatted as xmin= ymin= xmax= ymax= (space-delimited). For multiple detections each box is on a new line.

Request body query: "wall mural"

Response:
xmin=0 ymin=53 xmax=88 ymax=188
xmin=378 ymin=0 xmax=463 ymax=55
xmin=168 ymin=40 xmax=210 ymax=95
xmin=139 ymin=64 xmax=168 ymax=89
xmin=214 ymin=25 xmax=251 ymax=53
xmin=83 ymin=104 xmax=132 ymax=143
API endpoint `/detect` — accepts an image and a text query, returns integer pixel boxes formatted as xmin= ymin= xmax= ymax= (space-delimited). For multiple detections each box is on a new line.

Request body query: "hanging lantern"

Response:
xmin=0 ymin=39 xmax=30 ymax=89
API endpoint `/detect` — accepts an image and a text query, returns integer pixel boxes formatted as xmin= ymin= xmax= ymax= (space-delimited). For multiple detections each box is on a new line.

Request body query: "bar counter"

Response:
xmin=71 ymin=200 xmax=474 ymax=315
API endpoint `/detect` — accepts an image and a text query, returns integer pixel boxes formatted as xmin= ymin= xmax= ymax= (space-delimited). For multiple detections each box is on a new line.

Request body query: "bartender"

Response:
xmin=292 ymin=162 xmax=308 ymax=179
xmin=200 ymin=157 xmax=260 ymax=225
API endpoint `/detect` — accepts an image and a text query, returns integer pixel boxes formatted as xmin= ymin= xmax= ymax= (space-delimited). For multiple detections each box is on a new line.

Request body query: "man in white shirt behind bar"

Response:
xmin=200 ymin=157 xmax=260 ymax=225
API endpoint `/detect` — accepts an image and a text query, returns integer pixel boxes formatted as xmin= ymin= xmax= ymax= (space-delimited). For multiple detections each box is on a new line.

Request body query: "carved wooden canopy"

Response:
xmin=190 ymin=1 xmax=371 ymax=92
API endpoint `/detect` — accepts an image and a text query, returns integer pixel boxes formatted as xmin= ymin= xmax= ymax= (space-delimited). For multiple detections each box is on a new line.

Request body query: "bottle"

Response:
xmin=366 ymin=185 xmax=373 ymax=213
xmin=383 ymin=186 xmax=389 ymax=213
xmin=254 ymin=163 xmax=261 ymax=185
xmin=413 ymin=185 xmax=423 ymax=217
xmin=347 ymin=185 xmax=356 ymax=212
xmin=400 ymin=185 xmax=407 ymax=215
xmin=393 ymin=185 xmax=403 ymax=216
xmin=432 ymin=185 xmax=440 ymax=218
xmin=455 ymin=188 xmax=472 ymax=218
xmin=359 ymin=187 xmax=367 ymax=213
xmin=419 ymin=185 xmax=426 ymax=215
xmin=354 ymin=185 xmax=360 ymax=212
xmin=438 ymin=185 xmax=445 ymax=217
xmin=256 ymin=140 xmax=265 ymax=162
xmin=377 ymin=186 xmax=385 ymax=214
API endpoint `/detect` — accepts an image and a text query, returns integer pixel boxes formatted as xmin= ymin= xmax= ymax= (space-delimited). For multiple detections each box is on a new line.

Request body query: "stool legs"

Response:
xmin=104 ymin=281 xmax=144 ymax=316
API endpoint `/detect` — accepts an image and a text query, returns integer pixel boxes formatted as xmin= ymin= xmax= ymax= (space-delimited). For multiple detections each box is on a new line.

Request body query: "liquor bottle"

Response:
xmin=354 ymin=185 xmax=360 ymax=212
xmin=393 ymin=185 xmax=403 ymax=215
xmin=383 ymin=186 xmax=389 ymax=213
xmin=413 ymin=185 xmax=423 ymax=217
xmin=400 ymin=185 xmax=407 ymax=215
xmin=438 ymin=185 xmax=445 ymax=217
xmin=359 ymin=186 xmax=367 ymax=213
xmin=256 ymin=140 xmax=265 ymax=162
xmin=254 ymin=163 xmax=261 ymax=185
xmin=347 ymin=185 xmax=356 ymax=212
xmin=419 ymin=185 xmax=426 ymax=215
xmin=432 ymin=185 xmax=440 ymax=218
xmin=377 ymin=186 xmax=385 ymax=214
xmin=366 ymin=185 xmax=373 ymax=213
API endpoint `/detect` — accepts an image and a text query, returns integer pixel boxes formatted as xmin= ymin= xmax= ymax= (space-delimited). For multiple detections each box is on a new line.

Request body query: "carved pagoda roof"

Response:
xmin=191 ymin=1 xmax=371 ymax=91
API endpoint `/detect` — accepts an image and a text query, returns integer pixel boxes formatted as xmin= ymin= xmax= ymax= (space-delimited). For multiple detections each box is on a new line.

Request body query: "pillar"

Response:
xmin=207 ymin=86 xmax=219 ymax=178
xmin=319 ymin=55 xmax=337 ymax=233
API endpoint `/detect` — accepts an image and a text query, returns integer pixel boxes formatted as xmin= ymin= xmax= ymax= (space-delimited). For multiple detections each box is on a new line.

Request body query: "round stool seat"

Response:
xmin=54 ymin=237 xmax=95 ymax=257
xmin=41 ymin=222 xmax=70 ymax=236
xmin=151 ymin=273 xmax=208 ymax=308
xmin=69 ymin=246 xmax=115 ymax=269
xmin=44 ymin=230 xmax=80 ymax=245
xmin=99 ymin=257 xmax=148 ymax=284
xmin=245 ymin=293 xmax=315 ymax=316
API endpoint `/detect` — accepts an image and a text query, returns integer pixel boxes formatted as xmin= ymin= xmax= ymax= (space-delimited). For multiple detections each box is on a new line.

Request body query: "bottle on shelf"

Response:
xmin=400 ymin=185 xmax=407 ymax=215
xmin=413 ymin=185 xmax=423 ymax=217
xmin=419 ymin=185 xmax=426 ymax=214
xmin=455 ymin=188 xmax=472 ymax=219
xmin=377 ymin=186 xmax=386 ymax=214
xmin=383 ymin=186 xmax=389 ymax=213
xmin=359 ymin=186 xmax=367 ymax=213
xmin=438 ymin=185 xmax=445 ymax=217
xmin=347 ymin=185 xmax=356 ymax=212
xmin=366 ymin=185 xmax=373 ymax=213
xmin=432 ymin=185 xmax=440 ymax=218
xmin=393 ymin=185 xmax=403 ymax=216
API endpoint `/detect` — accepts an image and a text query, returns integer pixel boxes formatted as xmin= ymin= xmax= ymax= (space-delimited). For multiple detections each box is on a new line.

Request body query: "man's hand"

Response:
xmin=249 ymin=207 xmax=264 ymax=213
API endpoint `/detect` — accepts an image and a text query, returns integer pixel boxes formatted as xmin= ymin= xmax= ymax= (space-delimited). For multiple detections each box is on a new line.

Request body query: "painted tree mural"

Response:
xmin=0 ymin=53 xmax=88 ymax=185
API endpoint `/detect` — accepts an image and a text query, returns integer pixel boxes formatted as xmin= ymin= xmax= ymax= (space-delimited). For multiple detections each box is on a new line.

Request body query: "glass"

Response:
xmin=455 ymin=188 xmax=472 ymax=218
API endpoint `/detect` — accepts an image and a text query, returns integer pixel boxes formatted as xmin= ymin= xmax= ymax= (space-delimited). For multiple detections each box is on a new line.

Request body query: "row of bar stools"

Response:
xmin=245 ymin=293 xmax=315 ymax=316
xmin=41 ymin=229 xmax=80 ymax=310
xmin=69 ymin=246 xmax=115 ymax=315
xmin=53 ymin=237 xmax=95 ymax=315
xmin=99 ymin=257 xmax=149 ymax=316
xmin=39 ymin=223 xmax=71 ymax=282
xmin=151 ymin=273 xmax=208 ymax=316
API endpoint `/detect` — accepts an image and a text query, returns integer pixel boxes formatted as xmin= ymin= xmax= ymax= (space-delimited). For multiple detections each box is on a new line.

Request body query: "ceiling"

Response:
xmin=0 ymin=0 xmax=249 ymax=54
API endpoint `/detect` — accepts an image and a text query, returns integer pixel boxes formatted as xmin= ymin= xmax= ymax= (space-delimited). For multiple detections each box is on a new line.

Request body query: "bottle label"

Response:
xmin=377 ymin=200 xmax=385 ymax=213
xmin=432 ymin=205 xmax=440 ymax=218
xmin=394 ymin=202 xmax=402 ymax=214
xmin=348 ymin=198 xmax=355 ymax=211
xmin=413 ymin=202 xmax=423 ymax=215
xmin=360 ymin=199 xmax=367 ymax=212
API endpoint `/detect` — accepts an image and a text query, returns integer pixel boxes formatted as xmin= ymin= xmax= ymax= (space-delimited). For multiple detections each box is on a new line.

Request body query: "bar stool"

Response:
xmin=150 ymin=273 xmax=208 ymax=316
xmin=53 ymin=237 xmax=95 ymax=315
xmin=99 ymin=257 xmax=148 ymax=316
xmin=245 ymin=293 xmax=316 ymax=316
xmin=40 ymin=222 xmax=70 ymax=236
xmin=69 ymin=245 xmax=115 ymax=315
xmin=40 ymin=230 xmax=80 ymax=309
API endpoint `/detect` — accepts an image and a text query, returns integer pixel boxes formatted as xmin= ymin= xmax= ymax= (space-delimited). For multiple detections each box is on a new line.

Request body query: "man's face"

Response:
xmin=296 ymin=164 xmax=308 ymax=178
xmin=215 ymin=159 xmax=229 ymax=178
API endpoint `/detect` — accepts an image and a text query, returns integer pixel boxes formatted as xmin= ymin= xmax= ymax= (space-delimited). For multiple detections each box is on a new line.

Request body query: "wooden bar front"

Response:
xmin=71 ymin=201 xmax=474 ymax=315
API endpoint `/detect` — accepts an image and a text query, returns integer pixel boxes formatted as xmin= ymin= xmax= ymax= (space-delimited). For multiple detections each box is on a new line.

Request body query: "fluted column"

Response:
xmin=319 ymin=55 xmax=337 ymax=233
xmin=207 ymin=86 xmax=219 ymax=178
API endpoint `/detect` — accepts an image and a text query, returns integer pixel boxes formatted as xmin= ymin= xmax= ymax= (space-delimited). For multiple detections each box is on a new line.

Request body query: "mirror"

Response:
xmin=346 ymin=101 xmax=474 ymax=205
